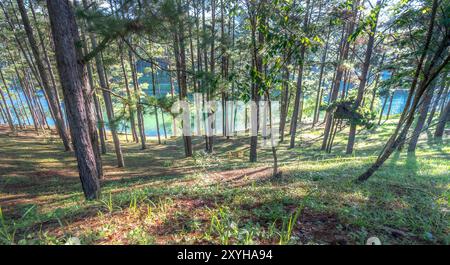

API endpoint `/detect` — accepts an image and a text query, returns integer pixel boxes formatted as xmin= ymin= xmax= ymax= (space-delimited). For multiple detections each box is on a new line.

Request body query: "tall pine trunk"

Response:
xmin=313 ymin=23 xmax=331 ymax=126
xmin=321 ymin=2 xmax=359 ymax=150
xmin=47 ymin=0 xmax=100 ymax=199
xmin=128 ymin=48 xmax=146 ymax=149
xmin=385 ymin=92 xmax=394 ymax=121
xmin=150 ymin=63 xmax=161 ymax=144
xmin=80 ymin=21 xmax=107 ymax=155
xmin=407 ymin=83 xmax=435 ymax=153
xmin=0 ymin=87 xmax=14 ymax=131
xmin=346 ymin=0 xmax=380 ymax=154
xmin=357 ymin=0 xmax=443 ymax=182
xmin=173 ymin=4 xmax=193 ymax=157
xmin=434 ymin=99 xmax=450 ymax=138
xmin=289 ymin=0 xmax=310 ymax=149
xmin=0 ymin=69 xmax=22 ymax=129
xmin=17 ymin=0 xmax=72 ymax=151
xmin=119 ymin=43 xmax=138 ymax=143
xmin=90 ymin=34 xmax=125 ymax=167
xmin=426 ymin=73 xmax=448 ymax=126
xmin=279 ymin=62 xmax=290 ymax=142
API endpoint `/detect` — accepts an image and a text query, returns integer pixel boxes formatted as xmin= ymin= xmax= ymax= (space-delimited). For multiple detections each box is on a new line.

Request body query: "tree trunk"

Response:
xmin=30 ymin=0 xmax=66 ymax=131
xmin=201 ymin=0 xmax=211 ymax=151
xmin=207 ymin=0 xmax=216 ymax=152
xmin=16 ymin=72 xmax=41 ymax=132
xmin=434 ymin=99 xmax=450 ymax=138
xmin=279 ymin=63 xmax=290 ymax=142
xmin=13 ymin=83 xmax=29 ymax=127
xmin=194 ymin=1 xmax=203 ymax=137
xmin=426 ymin=73 xmax=448 ymax=127
xmin=385 ymin=92 xmax=394 ymax=121
xmin=173 ymin=6 xmax=193 ymax=157
xmin=0 ymin=101 xmax=7 ymax=126
xmin=47 ymin=0 xmax=100 ymax=199
xmin=313 ymin=24 xmax=331 ymax=126
xmin=17 ymin=0 xmax=72 ymax=151
xmin=357 ymin=0 xmax=443 ymax=182
xmin=346 ymin=1 xmax=380 ymax=154
xmin=289 ymin=0 xmax=310 ymax=149
xmin=378 ymin=96 xmax=388 ymax=125
xmin=0 ymin=87 xmax=14 ymax=131
xmin=248 ymin=1 xmax=266 ymax=162
xmin=119 ymin=43 xmax=138 ymax=143
xmin=322 ymin=3 xmax=359 ymax=150
xmin=0 ymin=69 xmax=22 ymax=129
xmin=78 ymin=2 xmax=104 ymax=178
xmin=83 ymin=32 xmax=107 ymax=155
xmin=289 ymin=47 xmax=306 ymax=149
xmin=90 ymin=34 xmax=125 ymax=167
xmin=439 ymin=84 xmax=449 ymax=113
xmin=267 ymin=93 xmax=278 ymax=177
xmin=23 ymin=70 xmax=49 ymax=130
xmin=220 ymin=0 xmax=229 ymax=138
xmin=150 ymin=63 xmax=161 ymax=144
xmin=370 ymin=53 xmax=385 ymax=112
xmin=128 ymin=48 xmax=146 ymax=149
xmin=101 ymin=52 xmax=125 ymax=167
xmin=187 ymin=3 xmax=200 ymax=138
xmin=0 ymin=1 xmax=43 ymax=103
xmin=167 ymin=57 xmax=177 ymax=137
xmin=407 ymin=82 xmax=434 ymax=153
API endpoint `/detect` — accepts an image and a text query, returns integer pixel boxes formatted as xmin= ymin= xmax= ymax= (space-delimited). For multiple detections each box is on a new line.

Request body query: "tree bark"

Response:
xmin=313 ymin=23 xmax=331 ymax=126
xmin=150 ymin=62 xmax=161 ymax=144
xmin=207 ymin=0 xmax=216 ymax=152
xmin=426 ymin=73 xmax=448 ymax=127
xmin=289 ymin=0 xmax=310 ymax=149
xmin=29 ymin=0 xmax=65 ymax=131
xmin=439 ymin=84 xmax=449 ymax=113
xmin=378 ymin=95 xmax=387 ymax=125
xmin=322 ymin=2 xmax=359 ymax=150
xmin=370 ymin=53 xmax=385 ymax=112
xmin=47 ymin=0 xmax=100 ymax=199
xmin=346 ymin=0 xmax=380 ymax=154
xmin=0 ymin=69 xmax=22 ymax=129
xmin=119 ymin=42 xmax=138 ymax=143
xmin=173 ymin=5 xmax=193 ymax=157
xmin=248 ymin=1 xmax=265 ymax=162
xmin=90 ymin=35 xmax=125 ymax=167
xmin=0 ymin=87 xmax=14 ymax=131
xmin=289 ymin=48 xmax=306 ymax=149
xmin=434 ymin=98 xmax=450 ymax=138
xmin=101 ymin=52 xmax=125 ymax=167
xmin=279 ymin=62 xmax=290 ymax=142
xmin=17 ymin=0 xmax=72 ymax=151
xmin=385 ymin=92 xmax=394 ymax=121
xmin=77 ymin=2 xmax=104 ymax=178
xmin=15 ymin=69 xmax=41 ymax=132
xmin=0 ymin=100 xmax=7 ymax=126
xmin=357 ymin=0 xmax=443 ymax=182
xmin=407 ymin=82 xmax=434 ymax=153
xmin=82 ymin=29 xmax=107 ymax=155
xmin=128 ymin=47 xmax=146 ymax=149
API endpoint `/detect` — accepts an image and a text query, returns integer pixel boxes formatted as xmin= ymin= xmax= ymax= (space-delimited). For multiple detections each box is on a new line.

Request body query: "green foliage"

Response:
xmin=327 ymin=99 xmax=376 ymax=128
xmin=100 ymin=192 xmax=120 ymax=214
xmin=0 ymin=207 xmax=15 ymax=245
xmin=144 ymin=94 xmax=177 ymax=116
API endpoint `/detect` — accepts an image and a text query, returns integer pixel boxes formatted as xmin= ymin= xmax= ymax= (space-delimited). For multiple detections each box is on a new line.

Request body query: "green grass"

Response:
xmin=0 ymin=118 xmax=448 ymax=245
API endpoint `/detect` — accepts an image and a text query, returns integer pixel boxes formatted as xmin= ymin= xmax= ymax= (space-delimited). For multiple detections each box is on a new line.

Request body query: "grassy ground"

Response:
xmin=0 ymin=117 xmax=448 ymax=245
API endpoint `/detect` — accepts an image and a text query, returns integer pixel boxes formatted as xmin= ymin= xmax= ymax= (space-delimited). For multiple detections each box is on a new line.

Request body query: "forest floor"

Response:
xmin=0 ymin=118 xmax=448 ymax=245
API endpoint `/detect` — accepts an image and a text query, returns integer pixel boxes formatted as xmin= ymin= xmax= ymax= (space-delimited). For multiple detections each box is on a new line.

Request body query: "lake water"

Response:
xmin=3 ymin=63 xmax=411 ymax=137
